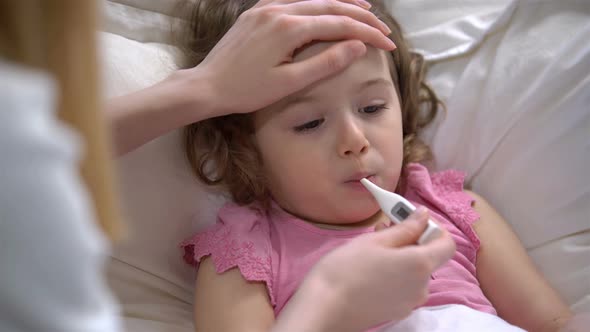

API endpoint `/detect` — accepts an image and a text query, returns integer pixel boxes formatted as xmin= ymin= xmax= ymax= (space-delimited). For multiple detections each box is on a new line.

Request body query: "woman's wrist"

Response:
xmin=106 ymin=67 xmax=218 ymax=156
xmin=273 ymin=271 xmax=362 ymax=332
xmin=164 ymin=67 xmax=220 ymax=123
xmin=272 ymin=274 xmax=334 ymax=332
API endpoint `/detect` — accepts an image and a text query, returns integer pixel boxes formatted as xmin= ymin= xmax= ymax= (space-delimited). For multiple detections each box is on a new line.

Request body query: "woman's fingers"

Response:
xmin=278 ymin=40 xmax=366 ymax=91
xmin=290 ymin=15 xmax=396 ymax=51
xmin=368 ymin=207 xmax=456 ymax=270
xmin=370 ymin=207 xmax=430 ymax=247
xmin=276 ymin=1 xmax=390 ymax=35
xmin=250 ymin=0 xmax=394 ymax=51
xmin=195 ymin=0 xmax=395 ymax=115
xmin=402 ymin=230 xmax=456 ymax=272
xmin=418 ymin=230 xmax=456 ymax=270
xmin=255 ymin=0 xmax=369 ymax=10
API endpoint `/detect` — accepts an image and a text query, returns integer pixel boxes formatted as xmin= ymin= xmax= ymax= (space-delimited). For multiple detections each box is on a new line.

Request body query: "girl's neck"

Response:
xmin=306 ymin=210 xmax=389 ymax=231
xmin=303 ymin=176 xmax=408 ymax=231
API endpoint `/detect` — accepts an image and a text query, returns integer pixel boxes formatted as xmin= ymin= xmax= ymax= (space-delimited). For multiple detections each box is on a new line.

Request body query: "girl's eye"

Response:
xmin=294 ymin=119 xmax=325 ymax=132
xmin=360 ymin=104 xmax=387 ymax=114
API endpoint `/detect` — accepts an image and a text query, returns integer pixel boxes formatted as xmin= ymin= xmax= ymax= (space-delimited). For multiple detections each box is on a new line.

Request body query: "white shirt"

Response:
xmin=0 ymin=60 xmax=121 ymax=332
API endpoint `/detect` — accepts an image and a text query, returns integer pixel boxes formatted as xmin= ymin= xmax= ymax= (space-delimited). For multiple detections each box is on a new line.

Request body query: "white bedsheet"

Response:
xmin=376 ymin=305 xmax=524 ymax=332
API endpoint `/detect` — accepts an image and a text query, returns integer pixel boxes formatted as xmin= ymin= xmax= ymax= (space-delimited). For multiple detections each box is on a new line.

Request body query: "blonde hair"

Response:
xmin=0 ymin=0 xmax=122 ymax=239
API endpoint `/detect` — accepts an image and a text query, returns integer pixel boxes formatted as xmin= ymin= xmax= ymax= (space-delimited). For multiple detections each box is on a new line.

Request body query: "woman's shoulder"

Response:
xmin=0 ymin=60 xmax=80 ymax=161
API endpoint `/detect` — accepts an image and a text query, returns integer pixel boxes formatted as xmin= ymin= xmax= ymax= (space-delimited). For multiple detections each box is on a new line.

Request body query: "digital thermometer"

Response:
xmin=360 ymin=178 xmax=441 ymax=244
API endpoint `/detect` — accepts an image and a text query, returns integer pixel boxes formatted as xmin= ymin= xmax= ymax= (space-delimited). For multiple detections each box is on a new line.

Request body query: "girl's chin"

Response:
xmin=304 ymin=209 xmax=385 ymax=230
xmin=330 ymin=206 xmax=384 ymax=226
xmin=347 ymin=208 xmax=383 ymax=224
xmin=281 ymin=199 xmax=382 ymax=226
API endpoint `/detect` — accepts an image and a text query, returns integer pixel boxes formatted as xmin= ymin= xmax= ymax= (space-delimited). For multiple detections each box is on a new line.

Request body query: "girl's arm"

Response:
xmin=194 ymin=210 xmax=457 ymax=332
xmin=467 ymin=190 xmax=573 ymax=332
xmin=194 ymin=257 xmax=275 ymax=332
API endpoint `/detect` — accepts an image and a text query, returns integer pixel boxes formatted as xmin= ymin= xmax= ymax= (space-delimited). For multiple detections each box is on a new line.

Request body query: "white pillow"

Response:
xmin=418 ymin=1 xmax=590 ymax=310
xmin=100 ymin=0 xmax=590 ymax=330
xmin=100 ymin=32 xmax=211 ymax=331
xmin=100 ymin=3 xmax=226 ymax=329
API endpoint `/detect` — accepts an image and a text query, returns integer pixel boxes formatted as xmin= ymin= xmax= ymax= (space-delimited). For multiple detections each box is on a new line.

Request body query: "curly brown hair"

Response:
xmin=180 ymin=0 xmax=442 ymax=207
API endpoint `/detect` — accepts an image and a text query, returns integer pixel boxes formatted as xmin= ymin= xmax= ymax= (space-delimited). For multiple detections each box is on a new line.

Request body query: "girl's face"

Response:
xmin=253 ymin=43 xmax=403 ymax=226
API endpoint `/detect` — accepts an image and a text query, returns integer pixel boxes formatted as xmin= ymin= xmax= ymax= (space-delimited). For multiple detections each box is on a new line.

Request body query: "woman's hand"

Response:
xmin=274 ymin=208 xmax=457 ymax=332
xmin=180 ymin=0 xmax=396 ymax=118
xmin=108 ymin=0 xmax=395 ymax=156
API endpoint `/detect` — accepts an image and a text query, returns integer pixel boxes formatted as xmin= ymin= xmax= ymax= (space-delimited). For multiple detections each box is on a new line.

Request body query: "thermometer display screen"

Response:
xmin=392 ymin=202 xmax=411 ymax=220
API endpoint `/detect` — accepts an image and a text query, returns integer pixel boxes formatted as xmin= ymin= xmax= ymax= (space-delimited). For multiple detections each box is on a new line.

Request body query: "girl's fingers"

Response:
xmin=290 ymin=15 xmax=396 ymax=52
xmin=278 ymin=39 xmax=367 ymax=90
xmin=277 ymin=1 xmax=390 ymax=35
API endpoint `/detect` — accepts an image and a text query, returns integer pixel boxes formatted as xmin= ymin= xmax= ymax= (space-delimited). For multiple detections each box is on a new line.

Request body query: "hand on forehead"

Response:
xmin=287 ymin=42 xmax=394 ymax=98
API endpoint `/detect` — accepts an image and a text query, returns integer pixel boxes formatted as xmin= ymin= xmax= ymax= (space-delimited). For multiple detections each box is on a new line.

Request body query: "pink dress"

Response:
xmin=181 ymin=163 xmax=496 ymax=322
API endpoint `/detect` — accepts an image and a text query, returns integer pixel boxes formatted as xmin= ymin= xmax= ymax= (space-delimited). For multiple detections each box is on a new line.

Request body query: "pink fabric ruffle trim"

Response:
xmin=180 ymin=222 xmax=277 ymax=306
xmin=405 ymin=163 xmax=481 ymax=250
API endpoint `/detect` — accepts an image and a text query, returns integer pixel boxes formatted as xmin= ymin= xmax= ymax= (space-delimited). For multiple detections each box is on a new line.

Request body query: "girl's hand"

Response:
xmin=181 ymin=0 xmax=396 ymax=119
xmin=274 ymin=208 xmax=456 ymax=332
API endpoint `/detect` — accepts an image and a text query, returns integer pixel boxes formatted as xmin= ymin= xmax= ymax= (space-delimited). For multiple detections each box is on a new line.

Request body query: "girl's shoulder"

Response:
xmin=180 ymin=201 xmax=277 ymax=305
xmin=180 ymin=202 xmax=272 ymax=268
xmin=403 ymin=163 xmax=480 ymax=248
xmin=404 ymin=163 xmax=470 ymax=197
xmin=217 ymin=201 xmax=271 ymax=230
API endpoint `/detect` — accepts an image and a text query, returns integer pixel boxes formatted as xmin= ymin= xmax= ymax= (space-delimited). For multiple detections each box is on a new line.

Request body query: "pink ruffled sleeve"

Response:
xmin=180 ymin=203 xmax=276 ymax=306
xmin=404 ymin=163 xmax=481 ymax=249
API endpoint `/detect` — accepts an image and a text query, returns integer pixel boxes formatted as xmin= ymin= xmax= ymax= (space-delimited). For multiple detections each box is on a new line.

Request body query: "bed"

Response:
xmin=99 ymin=0 xmax=590 ymax=331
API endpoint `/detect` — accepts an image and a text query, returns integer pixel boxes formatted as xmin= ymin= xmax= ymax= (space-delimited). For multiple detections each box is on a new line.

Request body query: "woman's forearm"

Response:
xmin=106 ymin=69 xmax=216 ymax=156
xmin=272 ymin=274 xmax=346 ymax=332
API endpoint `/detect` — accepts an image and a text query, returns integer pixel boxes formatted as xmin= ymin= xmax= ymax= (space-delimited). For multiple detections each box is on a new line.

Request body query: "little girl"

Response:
xmin=179 ymin=1 xmax=571 ymax=331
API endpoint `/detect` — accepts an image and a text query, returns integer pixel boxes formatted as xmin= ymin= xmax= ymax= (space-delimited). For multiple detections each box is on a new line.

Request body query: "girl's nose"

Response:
xmin=337 ymin=117 xmax=370 ymax=158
